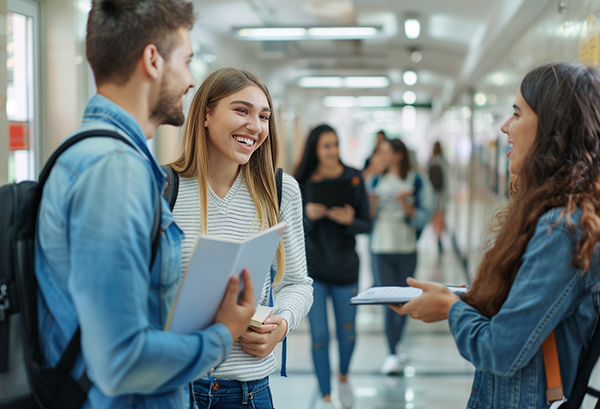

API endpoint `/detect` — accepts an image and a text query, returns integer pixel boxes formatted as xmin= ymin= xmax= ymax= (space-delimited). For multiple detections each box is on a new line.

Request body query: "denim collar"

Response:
xmin=82 ymin=93 xmax=165 ymax=186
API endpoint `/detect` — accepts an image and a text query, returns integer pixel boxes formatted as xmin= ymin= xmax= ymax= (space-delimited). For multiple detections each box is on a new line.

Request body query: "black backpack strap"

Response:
xmin=39 ymin=130 xmax=136 ymax=186
xmin=562 ymin=321 xmax=600 ymax=408
xmin=161 ymin=164 xmax=180 ymax=211
xmin=276 ymin=168 xmax=283 ymax=210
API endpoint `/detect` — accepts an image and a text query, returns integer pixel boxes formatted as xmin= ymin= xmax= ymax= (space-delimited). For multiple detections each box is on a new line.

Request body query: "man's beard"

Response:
xmin=151 ymin=77 xmax=185 ymax=127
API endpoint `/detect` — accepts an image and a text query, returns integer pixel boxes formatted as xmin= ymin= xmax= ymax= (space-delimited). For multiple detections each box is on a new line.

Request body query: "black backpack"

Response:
xmin=0 ymin=130 xmax=161 ymax=409
xmin=428 ymin=162 xmax=444 ymax=192
xmin=560 ymin=320 xmax=600 ymax=408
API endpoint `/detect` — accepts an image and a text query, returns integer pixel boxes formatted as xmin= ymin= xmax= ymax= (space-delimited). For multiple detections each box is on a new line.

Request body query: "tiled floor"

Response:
xmin=270 ymin=228 xmax=476 ymax=409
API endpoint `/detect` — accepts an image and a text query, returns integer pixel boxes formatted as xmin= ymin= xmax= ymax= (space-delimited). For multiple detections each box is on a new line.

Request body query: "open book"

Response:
xmin=349 ymin=286 xmax=467 ymax=305
xmin=165 ymin=221 xmax=288 ymax=334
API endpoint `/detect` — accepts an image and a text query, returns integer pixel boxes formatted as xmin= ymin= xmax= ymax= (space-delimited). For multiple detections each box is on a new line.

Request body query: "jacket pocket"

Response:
xmin=467 ymin=371 xmax=488 ymax=409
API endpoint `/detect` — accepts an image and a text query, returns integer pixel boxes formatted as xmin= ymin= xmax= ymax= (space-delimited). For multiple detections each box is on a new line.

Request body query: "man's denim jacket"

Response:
xmin=35 ymin=94 xmax=232 ymax=408
xmin=449 ymin=208 xmax=600 ymax=408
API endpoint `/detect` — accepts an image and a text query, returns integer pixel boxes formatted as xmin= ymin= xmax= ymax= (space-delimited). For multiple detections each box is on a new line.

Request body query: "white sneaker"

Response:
xmin=314 ymin=400 xmax=335 ymax=409
xmin=380 ymin=354 xmax=403 ymax=375
xmin=397 ymin=346 xmax=409 ymax=364
xmin=338 ymin=381 xmax=353 ymax=409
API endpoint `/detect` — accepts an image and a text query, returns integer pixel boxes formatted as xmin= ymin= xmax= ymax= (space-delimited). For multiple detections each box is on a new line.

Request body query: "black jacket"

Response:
xmin=300 ymin=167 xmax=372 ymax=285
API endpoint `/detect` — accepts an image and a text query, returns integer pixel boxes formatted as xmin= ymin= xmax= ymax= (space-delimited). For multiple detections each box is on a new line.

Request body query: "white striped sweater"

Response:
xmin=172 ymin=171 xmax=313 ymax=381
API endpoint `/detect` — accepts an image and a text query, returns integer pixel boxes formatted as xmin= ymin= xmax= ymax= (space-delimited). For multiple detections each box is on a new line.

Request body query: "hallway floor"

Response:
xmin=270 ymin=229 xmax=475 ymax=409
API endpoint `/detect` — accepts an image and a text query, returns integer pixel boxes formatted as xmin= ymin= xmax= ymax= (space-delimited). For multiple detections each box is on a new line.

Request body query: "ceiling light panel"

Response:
xmin=343 ymin=76 xmax=389 ymax=88
xmin=307 ymin=27 xmax=378 ymax=38
xmin=299 ymin=76 xmax=389 ymax=88
xmin=234 ymin=26 xmax=381 ymax=41
xmin=298 ymin=77 xmax=344 ymax=88
xmin=237 ymin=28 xmax=307 ymax=40
xmin=322 ymin=96 xmax=392 ymax=108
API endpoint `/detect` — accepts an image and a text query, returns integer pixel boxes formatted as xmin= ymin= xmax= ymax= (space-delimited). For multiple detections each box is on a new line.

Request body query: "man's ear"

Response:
xmin=141 ymin=44 xmax=163 ymax=80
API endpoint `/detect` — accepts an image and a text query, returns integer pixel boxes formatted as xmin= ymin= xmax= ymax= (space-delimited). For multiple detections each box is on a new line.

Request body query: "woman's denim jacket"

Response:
xmin=449 ymin=207 xmax=600 ymax=409
xmin=35 ymin=95 xmax=232 ymax=408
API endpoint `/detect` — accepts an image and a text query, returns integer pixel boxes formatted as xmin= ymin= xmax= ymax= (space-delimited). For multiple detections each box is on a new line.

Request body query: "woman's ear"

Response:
xmin=204 ymin=108 xmax=211 ymax=128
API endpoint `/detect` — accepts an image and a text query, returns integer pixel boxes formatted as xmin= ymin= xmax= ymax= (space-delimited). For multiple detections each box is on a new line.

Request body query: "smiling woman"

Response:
xmin=166 ymin=67 xmax=314 ymax=409
xmin=391 ymin=63 xmax=600 ymax=409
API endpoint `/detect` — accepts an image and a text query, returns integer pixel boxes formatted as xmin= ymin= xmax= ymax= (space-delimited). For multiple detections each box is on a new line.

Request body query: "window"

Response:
xmin=7 ymin=0 xmax=40 ymax=182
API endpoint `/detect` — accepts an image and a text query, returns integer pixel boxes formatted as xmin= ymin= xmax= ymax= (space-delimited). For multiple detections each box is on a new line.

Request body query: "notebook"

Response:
xmin=309 ymin=179 xmax=351 ymax=208
xmin=165 ymin=221 xmax=288 ymax=334
xmin=349 ymin=286 xmax=467 ymax=305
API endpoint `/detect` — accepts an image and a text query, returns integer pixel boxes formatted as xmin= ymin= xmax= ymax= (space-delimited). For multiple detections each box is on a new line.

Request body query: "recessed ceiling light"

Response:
xmin=474 ymin=92 xmax=487 ymax=106
xmin=402 ymin=90 xmax=417 ymax=105
xmin=404 ymin=19 xmax=420 ymax=39
xmin=410 ymin=50 xmax=423 ymax=63
xmin=403 ymin=71 xmax=418 ymax=86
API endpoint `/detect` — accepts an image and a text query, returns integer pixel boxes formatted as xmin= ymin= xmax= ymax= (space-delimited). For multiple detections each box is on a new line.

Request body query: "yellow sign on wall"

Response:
xmin=579 ymin=14 xmax=600 ymax=66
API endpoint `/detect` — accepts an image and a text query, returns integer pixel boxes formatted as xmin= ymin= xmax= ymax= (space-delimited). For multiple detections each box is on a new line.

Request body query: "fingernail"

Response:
xmin=266 ymin=318 xmax=272 ymax=323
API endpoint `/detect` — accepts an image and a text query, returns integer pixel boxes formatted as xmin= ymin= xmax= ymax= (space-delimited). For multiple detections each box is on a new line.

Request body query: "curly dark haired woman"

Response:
xmin=393 ymin=63 xmax=600 ymax=408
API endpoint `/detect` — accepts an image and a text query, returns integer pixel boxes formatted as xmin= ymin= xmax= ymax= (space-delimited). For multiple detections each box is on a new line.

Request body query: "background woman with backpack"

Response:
xmin=427 ymin=141 xmax=449 ymax=255
xmin=369 ymin=138 xmax=430 ymax=375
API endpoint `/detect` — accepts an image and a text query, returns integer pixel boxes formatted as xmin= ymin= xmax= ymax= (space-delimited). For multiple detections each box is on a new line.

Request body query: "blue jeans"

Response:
xmin=193 ymin=377 xmax=274 ymax=409
xmin=373 ymin=253 xmax=417 ymax=354
xmin=307 ymin=280 xmax=358 ymax=397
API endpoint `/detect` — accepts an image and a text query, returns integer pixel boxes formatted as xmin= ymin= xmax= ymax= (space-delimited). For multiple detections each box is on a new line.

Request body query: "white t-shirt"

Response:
xmin=370 ymin=171 xmax=418 ymax=254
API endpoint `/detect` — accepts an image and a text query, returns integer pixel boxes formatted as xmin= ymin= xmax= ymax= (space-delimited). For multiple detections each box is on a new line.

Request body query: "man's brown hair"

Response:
xmin=86 ymin=0 xmax=195 ymax=86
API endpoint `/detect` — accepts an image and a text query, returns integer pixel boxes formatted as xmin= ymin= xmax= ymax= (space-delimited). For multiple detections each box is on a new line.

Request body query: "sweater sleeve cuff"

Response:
xmin=279 ymin=310 xmax=294 ymax=337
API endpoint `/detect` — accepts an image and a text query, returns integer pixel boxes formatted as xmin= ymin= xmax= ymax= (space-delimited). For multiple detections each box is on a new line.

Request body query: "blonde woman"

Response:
xmin=166 ymin=68 xmax=313 ymax=408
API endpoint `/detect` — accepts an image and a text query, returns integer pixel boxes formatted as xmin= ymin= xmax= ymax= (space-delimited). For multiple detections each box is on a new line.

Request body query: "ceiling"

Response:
xmin=188 ymin=0 xmax=553 ymax=113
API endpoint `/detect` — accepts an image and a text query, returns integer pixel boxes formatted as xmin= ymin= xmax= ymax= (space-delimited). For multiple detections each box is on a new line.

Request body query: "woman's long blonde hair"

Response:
xmin=169 ymin=67 xmax=285 ymax=284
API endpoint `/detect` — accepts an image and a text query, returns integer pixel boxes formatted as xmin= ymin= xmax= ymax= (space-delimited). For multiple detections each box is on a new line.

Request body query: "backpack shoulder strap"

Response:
xmin=559 ymin=322 xmax=600 ymax=408
xmin=276 ymin=168 xmax=283 ymax=210
xmin=160 ymin=165 xmax=180 ymax=212
xmin=39 ymin=130 xmax=136 ymax=186
xmin=413 ymin=172 xmax=423 ymax=208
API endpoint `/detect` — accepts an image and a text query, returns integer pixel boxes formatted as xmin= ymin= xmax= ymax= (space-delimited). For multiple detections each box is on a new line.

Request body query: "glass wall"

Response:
xmin=7 ymin=0 xmax=39 ymax=182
